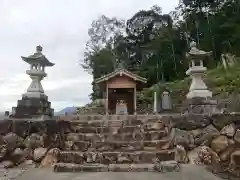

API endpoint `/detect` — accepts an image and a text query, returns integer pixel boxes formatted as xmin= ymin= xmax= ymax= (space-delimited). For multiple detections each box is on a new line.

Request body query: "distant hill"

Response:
xmin=55 ymin=107 xmax=76 ymax=115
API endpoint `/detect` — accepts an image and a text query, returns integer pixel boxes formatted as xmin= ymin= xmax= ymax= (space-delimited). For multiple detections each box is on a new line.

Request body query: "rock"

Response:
xmin=171 ymin=114 xmax=211 ymax=130
xmin=154 ymin=160 xmax=180 ymax=172
xmin=220 ymin=123 xmax=236 ymax=137
xmin=169 ymin=128 xmax=194 ymax=150
xmin=219 ymin=145 xmax=235 ymax=162
xmin=33 ymin=147 xmax=47 ymax=162
xmin=18 ymin=160 xmax=36 ymax=168
xmin=175 ymin=145 xmax=189 ymax=163
xmin=198 ymin=145 xmax=222 ymax=172
xmin=234 ymin=129 xmax=240 ymax=144
xmin=39 ymin=148 xmax=60 ymax=168
xmin=0 ymin=160 xmax=14 ymax=168
xmin=2 ymin=132 xmax=23 ymax=151
xmin=188 ymin=147 xmax=202 ymax=165
xmin=212 ymin=114 xmax=233 ymax=130
xmin=194 ymin=125 xmax=220 ymax=146
xmin=0 ymin=145 xmax=7 ymax=159
xmin=24 ymin=133 xmax=44 ymax=149
xmin=211 ymin=135 xmax=232 ymax=153
xmin=228 ymin=150 xmax=240 ymax=177
xmin=10 ymin=148 xmax=28 ymax=165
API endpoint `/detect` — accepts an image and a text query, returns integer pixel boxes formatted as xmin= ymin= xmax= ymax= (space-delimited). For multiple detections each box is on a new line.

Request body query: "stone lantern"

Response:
xmin=186 ymin=41 xmax=212 ymax=99
xmin=10 ymin=46 xmax=55 ymax=119
xmin=22 ymin=45 xmax=54 ymax=99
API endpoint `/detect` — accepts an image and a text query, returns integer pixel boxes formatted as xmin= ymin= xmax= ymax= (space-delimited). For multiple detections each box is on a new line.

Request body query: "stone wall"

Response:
xmin=169 ymin=113 xmax=240 ymax=178
xmin=0 ymin=119 xmax=67 ymax=168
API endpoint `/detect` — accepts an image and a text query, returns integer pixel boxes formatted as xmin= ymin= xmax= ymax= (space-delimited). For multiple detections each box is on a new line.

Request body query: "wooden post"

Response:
xmin=106 ymin=83 xmax=109 ymax=115
xmin=134 ymin=87 xmax=136 ymax=115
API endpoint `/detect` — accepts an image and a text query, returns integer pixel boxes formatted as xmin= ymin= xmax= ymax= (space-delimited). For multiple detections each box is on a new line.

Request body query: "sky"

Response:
xmin=0 ymin=0 xmax=178 ymax=112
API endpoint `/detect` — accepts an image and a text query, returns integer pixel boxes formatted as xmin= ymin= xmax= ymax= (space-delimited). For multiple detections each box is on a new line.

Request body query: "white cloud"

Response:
xmin=0 ymin=0 xmax=178 ymax=112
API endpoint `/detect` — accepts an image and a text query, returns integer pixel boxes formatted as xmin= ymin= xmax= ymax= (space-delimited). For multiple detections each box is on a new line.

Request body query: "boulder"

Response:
xmin=0 ymin=145 xmax=7 ymax=160
xmin=0 ymin=160 xmax=14 ymax=168
xmin=175 ymin=145 xmax=189 ymax=163
xmin=198 ymin=146 xmax=222 ymax=172
xmin=33 ymin=147 xmax=47 ymax=162
xmin=219 ymin=146 xmax=235 ymax=162
xmin=171 ymin=114 xmax=211 ymax=130
xmin=187 ymin=147 xmax=202 ymax=165
xmin=2 ymin=132 xmax=23 ymax=151
xmin=24 ymin=133 xmax=44 ymax=149
xmin=169 ymin=128 xmax=194 ymax=150
xmin=234 ymin=129 xmax=240 ymax=144
xmin=211 ymin=135 xmax=233 ymax=153
xmin=154 ymin=160 xmax=180 ymax=172
xmin=194 ymin=125 xmax=220 ymax=146
xmin=39 ymin=148 xmax=60 ymax=168
xmin=9 ymin=148 xmax=27 ymax=165
xmin=18 ymin=160 xmax=36 ymax=168
xmin=212 ymin=114 xmax=233 ymax=130
xmin=228 ymin=150 xmax=240 ymax=177
xmin=220 ymin=123 xmax=236 ymax=137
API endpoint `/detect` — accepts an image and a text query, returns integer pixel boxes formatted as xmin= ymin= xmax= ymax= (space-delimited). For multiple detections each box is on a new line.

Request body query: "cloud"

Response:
xmin=0 ymin=0 xmax=177 ymax=112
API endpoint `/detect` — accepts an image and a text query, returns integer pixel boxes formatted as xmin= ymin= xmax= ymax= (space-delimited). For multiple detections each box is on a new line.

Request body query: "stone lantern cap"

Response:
xmin=186 ymin=41 xmax=212 ymax=60
xmin=21 ymin=45 xmax=55 ymax=66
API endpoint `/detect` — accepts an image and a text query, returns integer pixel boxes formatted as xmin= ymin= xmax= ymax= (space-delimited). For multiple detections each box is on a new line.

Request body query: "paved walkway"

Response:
xmin=0 ymin=165 xmax=224 ymax=180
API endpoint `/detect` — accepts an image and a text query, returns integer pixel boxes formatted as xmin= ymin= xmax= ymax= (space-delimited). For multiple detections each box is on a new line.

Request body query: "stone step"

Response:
xmin=63 ymin=140 xmax=170 ymax=151
xmin=65 ymin=130 xmax=167 ymax=142
xmin=58 ymin=114 xmax=165 ymax=121
xmin=58 ymin=150 xmax=175 ymax=164
xmin=72 ymin=124 xmax=167 ymax=134
xmin=53 ymin=161 xmax=180 ymax=172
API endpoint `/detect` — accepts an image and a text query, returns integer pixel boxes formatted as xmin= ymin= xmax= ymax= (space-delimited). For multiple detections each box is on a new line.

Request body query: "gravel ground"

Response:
xmin=0 ymin=165 xmax=225 ymax=180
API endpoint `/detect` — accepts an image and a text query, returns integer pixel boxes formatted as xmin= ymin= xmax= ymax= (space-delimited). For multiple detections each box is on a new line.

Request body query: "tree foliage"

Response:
xmin=82 ymin=1 xmax=240 ymax=100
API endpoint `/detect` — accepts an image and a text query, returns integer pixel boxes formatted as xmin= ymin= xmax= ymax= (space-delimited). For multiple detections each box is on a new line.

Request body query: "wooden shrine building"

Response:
xmin=95 ymin=66 xmax=147 ymax=115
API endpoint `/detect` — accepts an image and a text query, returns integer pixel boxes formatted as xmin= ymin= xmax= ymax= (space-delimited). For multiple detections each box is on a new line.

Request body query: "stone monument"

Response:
xmin=186 ymin=41 xmax=212 ymax=99
xmin=182 ymin=42 xmax=219 ymax=115
xmin=10 ymin=46 xmax=55 ymax=120
xmin=161 ymin=91 xmax=172 ymax=111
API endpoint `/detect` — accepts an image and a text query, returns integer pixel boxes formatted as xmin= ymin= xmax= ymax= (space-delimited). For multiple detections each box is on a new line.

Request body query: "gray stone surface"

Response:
xmin=0 ymin=165 xmax=224 ymax=180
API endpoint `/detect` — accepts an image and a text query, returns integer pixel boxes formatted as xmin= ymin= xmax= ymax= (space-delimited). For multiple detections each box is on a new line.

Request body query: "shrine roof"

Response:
xmin=95 ymin=67 xmax=147 ymax=84
xmin=21 ymin=46 xmax=55 ymax=66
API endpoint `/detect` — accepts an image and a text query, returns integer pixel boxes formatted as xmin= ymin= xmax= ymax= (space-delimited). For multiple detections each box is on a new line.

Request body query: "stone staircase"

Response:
xmin=54 ymin=115 xmax=176 ymax=172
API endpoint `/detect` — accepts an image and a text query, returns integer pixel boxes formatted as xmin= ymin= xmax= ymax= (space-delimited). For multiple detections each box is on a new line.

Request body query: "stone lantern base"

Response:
xmin=10 ymin=95 xmax=54 ymax=120
xmin=181 ymin=97 xmax=220 ymax=115
xmin=186 ymin=89 xmax=212 ymax=99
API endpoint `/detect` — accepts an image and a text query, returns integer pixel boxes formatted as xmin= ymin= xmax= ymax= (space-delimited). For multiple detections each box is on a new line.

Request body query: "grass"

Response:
xmin=141 ymin=64 xmax=240 ymax=106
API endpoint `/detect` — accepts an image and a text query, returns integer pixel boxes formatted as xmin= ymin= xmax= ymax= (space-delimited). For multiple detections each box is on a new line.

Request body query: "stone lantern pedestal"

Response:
xmin=10 ymin=46 xmax=55 ymax=120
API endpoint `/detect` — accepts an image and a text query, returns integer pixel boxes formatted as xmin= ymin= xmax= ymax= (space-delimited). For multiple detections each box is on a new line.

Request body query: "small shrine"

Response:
xmin=95 ymin=63 xmax=147 ymax=115
xmin=10 ymin=46 xmax=55 ymax=120
xmin=186 ymin=41 xmax=212 ymax=99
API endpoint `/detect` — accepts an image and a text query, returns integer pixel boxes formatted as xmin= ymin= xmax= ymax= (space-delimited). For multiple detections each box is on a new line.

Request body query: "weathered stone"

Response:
xmin=171 ymin=114 xmax=211 ymax=130
xmin=10 ymin=148 xmax=27 ymax=165
xmin=0 ymin=145 xmax=7 ymax=159
xmin=175 ymin=145 xmax=189 ymax=163
xmin=2 ymin=132 xmax=23 ymax=151
xmin=234 ymin=129 xmax=240 ymax=144
xmin=198 ymin=146 xmax=222 ymax=172
xmin=219 ymin=145 xmax=235 ymax=162
xmin=211 ymin=135 xmax=232 ymax=153
xmin=187 ymin=147 xmax=202 ymax=164
xmin=33 ymin=147 xmax=47 ymax=162
xmin=220 ymin=123 xmax=236 ymax=137
xmin=0 ymin=160 xmax=14 ymax=168
xmin=228 ymin=150 xmax=240 ymax=177
xmin=154 ymin=160 xmax=180 ymax=172
xmin=24 ymin=133 xmax=43 ymax=149
xmin=170 ymin=128 xmax=194 ymax=149
xmin=40 ymin=148 xmax=60 ymax=168
xmin=194 ymin=125 xmax=220 ymax=146
xmin=18 ymin=160 xmax=36 ymax=168
xmin=212 ymin=114 xmax=233 ymax=130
